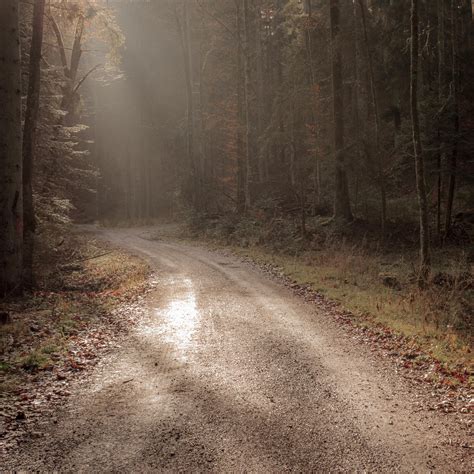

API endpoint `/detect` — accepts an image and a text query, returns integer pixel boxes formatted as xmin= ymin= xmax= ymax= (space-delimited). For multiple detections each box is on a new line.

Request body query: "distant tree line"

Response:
xmin=98 ymin=0 xmax=473 ymax=281
xmin=1 ymin=0 xmax=473 ymax=293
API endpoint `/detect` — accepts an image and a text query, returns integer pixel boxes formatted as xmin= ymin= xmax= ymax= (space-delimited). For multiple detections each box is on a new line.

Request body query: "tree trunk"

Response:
xmin=306 ymin=0 xmax=322 ymax=212
xmin=0 ymin=0 xmax=23 ymax=295
xmin=352 ymin=0 xmax=362 ymax=216
xmin=358 ymin=0 xmax=386 ymax=238
xmin=275 ymin=0 xmax=285 ymax=179
xmin=181 ymin=1 xmax=199 ymax=209
xmin=330 ymin=0 xmax=352 ymax=222
xmin=444 ymin=0 xmax=459 ymax=239
xmin=462 ymin=0 xmax=472 ymax=47
xmin=49 ymin=15 xmax=68 ymax=75
xmin=236 ymin=1 xmax=246 ymax=213
xmin=242 ymin=0 xmax=253 ymax=210
xmin=410 ymin=0 xmax=431 ymax=283
xmin=23 ymin=0 xmax=46 ymax=287
xmin=62 ymin=16 xmax=85 ymax=126
xmin=255 ymin=0 xmax=265 ymax=184
xmin=126 ymin=147 xmax=133 ymax=221
xmin=436 ymin=0 xmax=445 ymax=239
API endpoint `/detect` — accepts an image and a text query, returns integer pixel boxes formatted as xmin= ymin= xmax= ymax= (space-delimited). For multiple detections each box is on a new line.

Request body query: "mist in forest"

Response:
xmin=1 ymin=0 xmax=473 ymax=291
xmin=93 ymin=0 xmax=245 ymax=223
xmin=90 ymin=0 xmax=474 ymax=238
xmin=93 ymin=2 xmax=187 ymax=220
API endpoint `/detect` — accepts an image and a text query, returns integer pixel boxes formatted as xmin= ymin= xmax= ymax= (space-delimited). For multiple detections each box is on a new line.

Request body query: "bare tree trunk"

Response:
xmin=0 ymin=0 xmax=23 ymax=295
xmin=198 ymin=32 xmax=210 ymax=211
xmin=305 ymin=0 xmax=322 ymax=212
xmin=444 ymin=0 xmax=459 ymax=239
xmin=462 ymin=0 xmax=472 ymax=47
xmin=436 ymin=0 xmax=445 ymax=239
xmin=330 ymin=0 xmax=352 ymax=222
xmin=352 ymin=0 xmax=361 ymax=217
xmin=181 ymin=1 xmax=199 ymax=209
xmin=69 ymin=17 xmax=85 ymax=83
xmin=126 ymin=147 xmax=133 ymax=221
xmin=289 ymin=80 xmax=297 ymax=188
xmin=23 ymin=0 xmax=46 ymax=287
xmin=243 ymin=0 xmax=253 ymax=210
xmin=358 ymin=0 xmax=386 ymax=238
xmin=236 ymin=0 xmax=246 ymax=214
xmin=62 ymin=16 xmax=85 ymax=125
xmin=275 ymin=0 xmax=285 ymax=179
xmin=255 ymin=0 xmax=265 ymax=184
xmin=410 ymin=0 xmax=431 ymax=283
xmin=48 ymin=14 xmax=68 ymax=75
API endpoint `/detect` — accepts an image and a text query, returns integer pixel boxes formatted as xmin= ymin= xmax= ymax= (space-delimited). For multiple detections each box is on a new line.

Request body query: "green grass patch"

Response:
xmin=18 ymin=351 xmax=50 ymax=372
xmin=0 ymin=361 xmax=12 ymax=373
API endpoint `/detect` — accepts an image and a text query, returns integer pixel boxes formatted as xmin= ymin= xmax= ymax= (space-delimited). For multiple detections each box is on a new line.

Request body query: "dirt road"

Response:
xmin=4 ymin=228 xmax=471 ymax=471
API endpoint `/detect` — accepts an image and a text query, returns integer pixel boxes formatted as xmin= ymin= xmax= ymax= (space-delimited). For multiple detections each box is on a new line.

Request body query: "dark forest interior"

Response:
xmin=2 ymin=0 xmax=474 ymax=283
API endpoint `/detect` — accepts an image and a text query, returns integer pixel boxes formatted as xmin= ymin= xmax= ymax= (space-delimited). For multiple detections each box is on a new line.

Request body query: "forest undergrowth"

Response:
xmin=184 ymin=213 xmax=473 ymax=375
xmin=0 ymin=228 xmax=150 ymax=444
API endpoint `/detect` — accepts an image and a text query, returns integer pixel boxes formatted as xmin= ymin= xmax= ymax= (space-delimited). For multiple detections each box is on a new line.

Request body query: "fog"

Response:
xmin=93 ymin=1 xmax=187 ymax=219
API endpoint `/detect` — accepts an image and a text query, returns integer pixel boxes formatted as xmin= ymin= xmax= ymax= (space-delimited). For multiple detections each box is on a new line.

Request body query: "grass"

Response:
xmin=0 ymin=230 xmax=150 ymax=396
xmin=228 ymin=244 xmax=472 ymax=367
xmin=184 ymin=210 xmax=472 ymax=371
xmin=19 ymin=352 xmax=50 ymax=372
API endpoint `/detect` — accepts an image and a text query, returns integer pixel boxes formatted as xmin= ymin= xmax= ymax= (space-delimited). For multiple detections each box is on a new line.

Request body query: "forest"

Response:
xmin=1 ymin=0 xmax=473 ymax=470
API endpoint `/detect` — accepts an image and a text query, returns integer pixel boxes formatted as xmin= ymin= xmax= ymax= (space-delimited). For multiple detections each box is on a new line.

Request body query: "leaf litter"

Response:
xmin=0 ymin=233 xmax=155 ymax=455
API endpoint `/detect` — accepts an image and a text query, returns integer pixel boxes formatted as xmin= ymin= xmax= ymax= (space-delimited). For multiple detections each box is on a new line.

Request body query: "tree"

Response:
xmin=175 ymin=1 xmax=202 ymax=210
xmin=330 ymin=0 xmax=352 ymax=222
xmin=436 ymin=0 xmax=446 ymax=238
xmin=49 ymin=13 xmax=86 ymax=126
xmin=305 ymin=0 xmax=322 ymax=210
xmin=357 ymin=0 xmax=386 ymax=237
xmin=0 ymin=0 xmax=23 ymax=295
xmin=49 ymin=3 xmax=122 ymax=127
xmin=444 ymin=0 xmax=460 ymax=239
xmin=242 ymin=0 xmax=254 ymax=210
xmin=23 ymin=0 xmax=46 ymax=287
xmin=90 ymin=0 xmax=474 ymax=256
xmin=410 ymin=0 xmax=431 ymax=283
xmin=236 ymin=0 xmax=246 ymax=214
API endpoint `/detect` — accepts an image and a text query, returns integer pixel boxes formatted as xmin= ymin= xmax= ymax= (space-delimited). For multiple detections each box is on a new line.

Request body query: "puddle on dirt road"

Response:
xmin=144 ymin=278 xmax=200 ymax=362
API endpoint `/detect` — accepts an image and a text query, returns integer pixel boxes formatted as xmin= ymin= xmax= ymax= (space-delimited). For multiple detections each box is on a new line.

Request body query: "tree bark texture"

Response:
xmin=330 ymin=0 xmax=352 ymax=222
xmin=358 ymin=0 xmax=386 ymax=237
xmin=410 ymin=0 xmax=431 ymax=282
xmin=444 ymin=0 xmax=459 ymax=239
xmin=23 ymin=0 xmax=46 ymax=287
xmin=0 ymin=0 xmax=23 ymax=294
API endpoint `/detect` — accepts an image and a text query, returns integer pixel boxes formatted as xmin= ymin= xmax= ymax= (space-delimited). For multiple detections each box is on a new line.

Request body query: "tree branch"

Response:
xmin=47 ymin=14 xmax=68 ymax=74
xmin=196 ymin=0 xmax=237 ymax=39
xmin=73 ymin=64 xmax=102 ymax=94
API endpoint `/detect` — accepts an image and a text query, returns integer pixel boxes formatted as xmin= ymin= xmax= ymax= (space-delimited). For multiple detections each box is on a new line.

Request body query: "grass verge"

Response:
xmin=229 ymin=245 xmax=472 ymax=370
xmin=0 ymin=230 xmax=150 ymax=397
xmin=184 ymin=215 xmax=472 ymax=373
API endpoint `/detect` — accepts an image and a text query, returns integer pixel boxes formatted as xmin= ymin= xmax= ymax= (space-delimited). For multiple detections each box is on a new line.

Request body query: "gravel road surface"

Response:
xmin=4 ymin=227 xmax=471 ymax=472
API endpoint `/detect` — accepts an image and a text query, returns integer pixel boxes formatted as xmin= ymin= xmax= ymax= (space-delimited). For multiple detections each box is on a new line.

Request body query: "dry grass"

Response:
xmin=229 ymin=242 xmax=473 ymax=368
xmin=0 ymin=231 xmax=150 ymax=395
xmin=184 ymin=213 xmax=472 ymax=368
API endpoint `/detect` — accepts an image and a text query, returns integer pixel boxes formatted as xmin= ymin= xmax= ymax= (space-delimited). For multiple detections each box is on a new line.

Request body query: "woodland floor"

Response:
xmin=0 ymin=231 xmax=151 ymax=456
xmin=1 ymin=225 xmax=473 ymax=471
